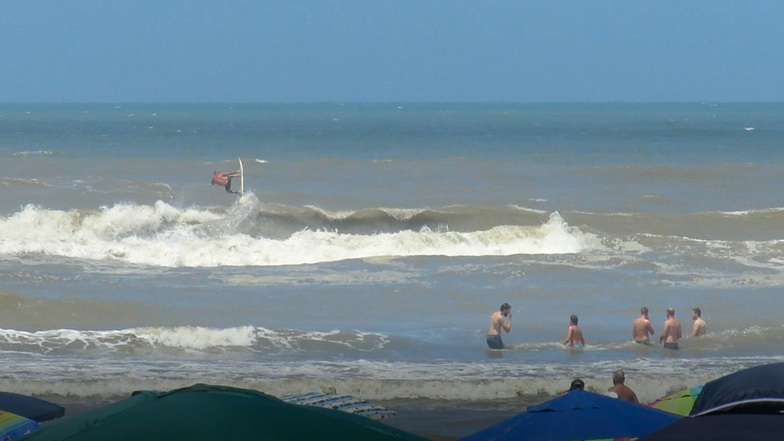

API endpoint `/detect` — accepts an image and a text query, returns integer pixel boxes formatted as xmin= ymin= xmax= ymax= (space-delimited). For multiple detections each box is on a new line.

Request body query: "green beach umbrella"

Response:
xmin=648 ymin=386 xmax=702 ymax=416
xmin=21 ymin=384 xmax=427 ymax=441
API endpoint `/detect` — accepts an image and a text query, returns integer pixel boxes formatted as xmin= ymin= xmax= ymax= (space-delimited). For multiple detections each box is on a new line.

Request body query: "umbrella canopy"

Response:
xmin=690 ymin=362 xmax=784 ymax=416
xmin=21 ymin=384 xmax=427 ymax=441
xmin=0 ymin=409 xmax=40 ymax=440
xmin=461 ymin=390 xmax=681 ymax=441
xmin=282 ymin=392 xmax=398 ymax=420
xmin=648 ymin=386 xmax=702 ymax=416
xmin=0 ymin=392 xmax=65 ymax=422
xmin=637 ymin=413 xmax=784 ymax=441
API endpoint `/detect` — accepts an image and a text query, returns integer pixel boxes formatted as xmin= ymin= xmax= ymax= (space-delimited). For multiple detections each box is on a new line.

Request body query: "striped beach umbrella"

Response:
xmin=649 ymin=386 xmax=702 ymax=416
xmin=282 ymin=392 xmax=398 ymax=420
xmin=0 ymin=409 xmax=40 ymax=440
xmin=0 ymin=392 xmax=65 ymax=422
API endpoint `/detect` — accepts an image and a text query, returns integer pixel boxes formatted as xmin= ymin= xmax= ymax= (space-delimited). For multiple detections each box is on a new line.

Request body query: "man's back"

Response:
xmin=664 ymin=317 xmax=682 ymax=342
xmin=632 ymin=316 xmax=654 ymax=342
xmin=608 ymin=384 xmax=639 ymax=403
xmin=565 ymin=325 xmax=585 ymax=346
xmin=488 ymin=311 xmax=504 ymax=335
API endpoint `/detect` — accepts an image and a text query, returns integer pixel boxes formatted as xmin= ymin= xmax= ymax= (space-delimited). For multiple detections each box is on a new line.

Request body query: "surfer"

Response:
xmin=486 ymin=303 xmax=512 ymax=349
xmin=563 ymin=314 xmax=585 ymax=348
xmin=659 ymin=307 xmax=682 ymax=349
xmin=211 ymin=170 xmax=242 ymax=195
xmin=632 ymin=306 xmax=655 ymax=344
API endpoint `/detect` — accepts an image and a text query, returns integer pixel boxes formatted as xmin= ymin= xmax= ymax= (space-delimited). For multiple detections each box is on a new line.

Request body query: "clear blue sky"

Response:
xmin=2 ymin=1 xmax=782 ymax=103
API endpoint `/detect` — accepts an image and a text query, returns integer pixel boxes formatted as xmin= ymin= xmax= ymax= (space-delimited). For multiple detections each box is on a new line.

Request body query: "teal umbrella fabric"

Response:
xmin=21 ymin=384 xmax=427 ymax=441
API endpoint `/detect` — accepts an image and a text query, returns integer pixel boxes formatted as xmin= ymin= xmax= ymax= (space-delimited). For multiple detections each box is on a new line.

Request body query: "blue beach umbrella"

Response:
xmin=637 ymin=413 xmax=784 ymax=441
xmin=461 ymin=390 xmax=681 ymax=441
xmin=639 ymin=363 xmax=784 ymax=441
xmin=690 ymin=362 xmax=784 ymax=416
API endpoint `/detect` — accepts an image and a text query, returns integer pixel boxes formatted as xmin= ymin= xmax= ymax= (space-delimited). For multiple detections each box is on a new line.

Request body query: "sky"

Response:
xmin=1 ymin=1 xmax=783 ymax=103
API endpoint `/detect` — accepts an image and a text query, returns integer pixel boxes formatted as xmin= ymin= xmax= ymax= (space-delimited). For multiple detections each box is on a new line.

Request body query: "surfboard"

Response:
xmin=238 ymin=157 xmax=244 ymax=196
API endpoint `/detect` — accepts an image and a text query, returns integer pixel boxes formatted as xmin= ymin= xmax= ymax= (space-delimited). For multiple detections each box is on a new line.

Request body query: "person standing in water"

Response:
xmin=563 ymin=314 xmax=585 ymax=349
xmin=691 ymin=307 xmax=707 ymax=337
xmin=659 ymin=307 xmax=682 ymax=350
xmin=486 ymin=303 xmax=512 ymax=349
xmin=632 ymin=306 xmax=655 ymax=344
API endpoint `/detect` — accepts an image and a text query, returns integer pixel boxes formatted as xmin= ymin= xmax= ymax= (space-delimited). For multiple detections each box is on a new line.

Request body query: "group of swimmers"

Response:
xmin=486 ymin=303 xmax=707 ymax=350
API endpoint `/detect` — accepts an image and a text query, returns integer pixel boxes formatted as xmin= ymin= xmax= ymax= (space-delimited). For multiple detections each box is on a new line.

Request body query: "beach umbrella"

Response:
xmin=0 ymin=409 xmax=40 ymax=440
xmin=20 ymin=384 xmax=427 ymax=441
xmin=690 ymin=362 xmax=784 ymax=416
xmin=282 ymin=392 xmax=398 ymax=420
xmin=0 ymin=392 xmax=64 ymax=422
xmin=637 ymin=413 xmax=784 ymax=441
xmin=648 ymin=386 xmax=702 ymax=416
xmin=461 ymin=390 xmax=681 ymax=441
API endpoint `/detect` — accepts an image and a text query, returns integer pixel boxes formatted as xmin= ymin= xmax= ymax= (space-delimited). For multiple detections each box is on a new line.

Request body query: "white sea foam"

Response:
xmin=12 ymin=150 xmax=53 ymax=156
xmin=0 ymin=326 xmax=391 ymax=354
xmin=0 ymin=203 xmax=588 ymax=267
xmin=510 ymin=204 xmax=548 ymax=214
xmin=2 ymin=355 xmax=781 ymax=402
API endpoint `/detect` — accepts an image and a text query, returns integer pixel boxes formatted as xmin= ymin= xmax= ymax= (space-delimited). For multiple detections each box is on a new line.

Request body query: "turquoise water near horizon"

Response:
xmin=1 ymin=103 xmax=784 ymax=413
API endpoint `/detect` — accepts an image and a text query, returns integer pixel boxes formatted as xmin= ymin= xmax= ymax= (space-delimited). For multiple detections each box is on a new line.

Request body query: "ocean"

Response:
xmin=1 ymin=102 xmax=784 ymax=437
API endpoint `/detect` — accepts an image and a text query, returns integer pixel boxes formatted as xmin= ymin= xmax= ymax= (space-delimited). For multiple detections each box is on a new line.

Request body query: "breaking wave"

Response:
xmin=0 ymin=197 xmax=588 ymax=267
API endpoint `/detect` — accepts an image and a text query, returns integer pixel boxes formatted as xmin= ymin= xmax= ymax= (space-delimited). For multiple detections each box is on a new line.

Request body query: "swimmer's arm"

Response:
xmin=502 ymin=313 xmax=512 ymax=333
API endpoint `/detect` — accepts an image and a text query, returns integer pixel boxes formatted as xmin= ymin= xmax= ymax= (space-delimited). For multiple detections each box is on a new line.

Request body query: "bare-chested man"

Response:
xmin=632 ymin=306 xmax=655 ymax=345
xmin=607 ymin=369 xmax=639 ymax=403
xmin=659 ymin=307 xmax=682 ymax=350
xmin=691 ymin=307 xmax=707 ymax=337
xmin=563 ymin=314 xmax=585 ymax=349
xmin=486 ymin=303 xmax=512 ymax=349
xmin=211 ymin=170 xmax=242 ymax=195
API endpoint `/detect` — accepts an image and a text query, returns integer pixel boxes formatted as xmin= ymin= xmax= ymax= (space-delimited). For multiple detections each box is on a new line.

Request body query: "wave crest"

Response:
xmin=0 ymin=201 xmax=587 ymax=267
